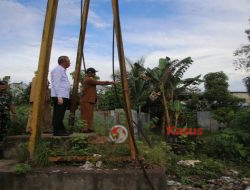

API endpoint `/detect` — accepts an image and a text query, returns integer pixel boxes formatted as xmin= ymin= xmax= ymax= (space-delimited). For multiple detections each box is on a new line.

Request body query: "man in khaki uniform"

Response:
xmin=26 ymin=72 xmax=52 ymax=133
xmin=80 ymin=68 xmax=117 ymax=133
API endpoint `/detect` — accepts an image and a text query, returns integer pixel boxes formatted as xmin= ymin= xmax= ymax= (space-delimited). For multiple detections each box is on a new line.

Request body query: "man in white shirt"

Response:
xmin=51 ymin=56 xmax=71 ymax=136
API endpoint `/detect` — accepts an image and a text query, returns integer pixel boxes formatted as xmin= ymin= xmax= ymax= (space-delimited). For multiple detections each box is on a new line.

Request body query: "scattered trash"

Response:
xmin=167 ymin=180 xmax=181 ymax=186
xmin=93 ymin=154 xmax=102 ymax=158
xmin=220 ymin=176 xmax=233 ymax=183
xmin=79 ymin=161 xmax=94 ymax=170
xmin=230 ymin=169 xmax=239 ymax=175
xmin=243 ymin=178 xmax=250 ymax=186
xmin=208 ymin=179 xmax=216 ymax=183
xmin=51 ymin=169 xmax=61 ymax=173
xmin=207 ymin=177 xmax=245 ymax=190
xmin=96 ymin=161 xmax=102 ymax=168
xmin=225 ymin=169 xmax=239 ymax=176
xmin=177 ymin=160 xmax=201 ymax=167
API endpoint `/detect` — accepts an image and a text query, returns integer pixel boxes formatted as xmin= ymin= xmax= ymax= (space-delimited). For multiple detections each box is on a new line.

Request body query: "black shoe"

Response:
xmin=53 ymin=131 xmax=72 ymax=136
xmin=88 ymin=129 xmax=95 ymax=133
xmin=81 ymin=129 xmax=95 ymax=133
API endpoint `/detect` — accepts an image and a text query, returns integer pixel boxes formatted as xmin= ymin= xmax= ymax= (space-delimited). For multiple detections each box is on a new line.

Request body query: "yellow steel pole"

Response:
xmin=111 ymin=0 xmax=137 ymax=160
xmin=69 ymin=0 xmax=91 ymax=126
xmin=28 ymin=0 xmax=58 ymax=158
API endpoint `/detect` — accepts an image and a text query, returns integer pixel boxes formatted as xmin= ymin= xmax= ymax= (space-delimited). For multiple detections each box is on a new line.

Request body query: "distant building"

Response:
xmin=231 ymin=91 xmax=250 ymax=106
xmin=9 ymin=82 xmax=28 ymax=97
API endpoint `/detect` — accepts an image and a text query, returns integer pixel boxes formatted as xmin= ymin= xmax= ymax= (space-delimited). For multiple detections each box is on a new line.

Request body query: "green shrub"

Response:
xmin=71 ymin=134 xmax=88 ymax=155
xmin=8 ymin=105 xmax=29 ymax=135
xmin=18 ymin=142 xmax=29 ymax=162
xmin=32 ymin=140 xmax=51 ymax=167
xmin=166 ymin=155 xmax=225 ymax=186
xmin=93 ymin=112 xmax=115 ymax=136
xmin=201 ymin=128 xmax=250 ymax=162
xmin=73 ymin=120 xmax=87 ymax=133
xmin=231 ymin=109 xmax=250 ymax=131
xmin=213 ymin=107 xmax=235 ymax=126
xmin=178 ymin=134 xmax=198 ymax=154
xmin=112 ymin=144 xmax=130 ymax=156
xmin=179 ymin=110 xmax=198 ymax=129
xmin=15 ymin=163 xmax=31 ymax=174
xmin=139 ymin=141 xmax=170 ymax=166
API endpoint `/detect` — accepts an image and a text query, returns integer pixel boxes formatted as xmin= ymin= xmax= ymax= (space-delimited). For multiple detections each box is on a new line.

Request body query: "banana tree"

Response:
xmin=126 ymin=58 xmax=151 ymax=110
xmin=169 ymin=100 xmax=181 ymax=128
xmin=134 ymin=57 xmax=173 ymax=129
xmin=135 ymin=56 xmax=202 ymax=134
xmin=126 ymin=58 xmax=152 ymax=138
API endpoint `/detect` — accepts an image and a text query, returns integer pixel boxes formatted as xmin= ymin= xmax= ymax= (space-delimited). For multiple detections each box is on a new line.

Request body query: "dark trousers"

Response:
xmin=0 ymin=113 xmax=10 ymax=141
xmin=52 ymin=97 xmax=69 ymax=133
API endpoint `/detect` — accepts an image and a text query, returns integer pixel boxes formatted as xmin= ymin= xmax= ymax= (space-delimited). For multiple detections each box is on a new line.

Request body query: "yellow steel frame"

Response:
xmin=28 ymin=0 xmax=137 ymax=160
xmin=28 ymin=0 xmax=58 ymax=158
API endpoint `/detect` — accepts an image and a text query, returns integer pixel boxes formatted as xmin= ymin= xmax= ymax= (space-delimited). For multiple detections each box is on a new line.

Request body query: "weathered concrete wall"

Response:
xmin=2 ymin=135 xmax=29 ymax=159
xmin=197 ymin=111 xmax=224 ymax=132
xmin=0 ymin=169 xmax=166 ymax=190
xmin=231 ymin=92 xmax=250 ymax=105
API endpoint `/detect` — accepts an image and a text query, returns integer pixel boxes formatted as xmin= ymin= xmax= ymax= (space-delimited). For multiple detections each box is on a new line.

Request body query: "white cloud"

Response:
xmin=120 ymin=1 xmax=250 ymax=91
xmin=0 ymin=1 xmax=43 ymax=43
xmin=89 ymin=10 xmax=111 ymax=29
xmin=0 ymin=0 xmax=112 ymax=83
xmin=55 ymin=1 xmax=110 ymax=28
xmin=181 ymin=0 xmax=250 ymax=14
xmin=0 ymin=1 xmax=43 ymax=82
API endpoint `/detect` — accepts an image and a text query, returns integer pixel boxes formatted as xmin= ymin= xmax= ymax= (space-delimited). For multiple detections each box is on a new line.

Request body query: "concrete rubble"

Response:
xmin=166 ymin=176 xmax=249 ymax=190
xmin=177 ymin=160 xmax=201 ymax=167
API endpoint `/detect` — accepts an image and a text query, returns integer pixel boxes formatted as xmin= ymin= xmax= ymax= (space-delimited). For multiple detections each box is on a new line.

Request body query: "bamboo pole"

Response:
xmin=28 ymin=0 xmax=58 ymax=158
xmin=111 ymin=0 xmax=137 ymax=160
xmin=69 ymin=0 xmax=90 ymax=126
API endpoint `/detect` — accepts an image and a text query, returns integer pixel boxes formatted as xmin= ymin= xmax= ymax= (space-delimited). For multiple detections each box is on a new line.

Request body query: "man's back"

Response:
xmin=81 ymin=76 xmax=98 ymax=103
xmin=51 ymin=65 xmax=70 ymax=99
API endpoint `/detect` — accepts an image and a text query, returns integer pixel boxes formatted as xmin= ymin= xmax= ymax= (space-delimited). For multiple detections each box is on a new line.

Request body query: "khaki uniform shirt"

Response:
xmin=81 ymin=76 xmax=112 ymax=103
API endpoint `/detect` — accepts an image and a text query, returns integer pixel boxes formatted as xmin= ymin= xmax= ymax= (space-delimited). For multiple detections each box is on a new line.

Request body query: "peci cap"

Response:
xmin=0 ymin=81 xmax=7 ymax=85
xmin=86 ymin=67 xmax=98 ymax=73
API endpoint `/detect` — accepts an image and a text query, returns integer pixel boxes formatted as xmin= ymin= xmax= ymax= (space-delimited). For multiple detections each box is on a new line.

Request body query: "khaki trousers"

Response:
xmin=80 ymin=102 xmax=95 ymax=130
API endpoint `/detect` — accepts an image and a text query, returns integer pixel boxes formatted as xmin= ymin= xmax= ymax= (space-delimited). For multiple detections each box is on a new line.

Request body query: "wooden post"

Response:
xmin=69 ymin=0 xmax=91 ymax=126
xmin=111 ymin=0 xmax=137 ymax=160
xmin=28 ymin=0 xmax=58 ymax=158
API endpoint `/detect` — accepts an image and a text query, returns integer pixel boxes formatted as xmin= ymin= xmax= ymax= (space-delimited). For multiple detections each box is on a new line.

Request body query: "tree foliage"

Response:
xmin=234 ymin=23 xmax=250 ymax=72
xmin=203 ymin=71 xmax=244 ymax=109
xmin=243 ymin=76 xmax=250 ymax=95
xmin=135 ymin=56 xmax=202 ymax=131
xmin=213 ymin=107 xmax=235 ymax=126
xmin=203 ymin=71 xmax=229 ymax=104
xmin=234 ymin=19 xmax=250 ymax=94
xmin=126 ymin=58 xmax=152 ymax=110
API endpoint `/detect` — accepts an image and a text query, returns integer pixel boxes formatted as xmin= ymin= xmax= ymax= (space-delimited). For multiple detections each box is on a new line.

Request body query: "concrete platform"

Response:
xmin=0 ymin=160 xmax=166 ymax=190
xmin=1 ymin=135 xmax=166 ymax=190
xmin=2 ymin=134 xmax=109 ymax=159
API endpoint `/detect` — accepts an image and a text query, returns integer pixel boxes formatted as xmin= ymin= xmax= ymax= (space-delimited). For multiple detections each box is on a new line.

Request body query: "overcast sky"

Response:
xmin=0 ymin=0 xmax=249 ymax=91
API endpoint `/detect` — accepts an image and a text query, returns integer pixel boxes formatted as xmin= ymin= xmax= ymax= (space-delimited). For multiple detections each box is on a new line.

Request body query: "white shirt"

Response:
xmin=51 ymin=65 xmax=70 ymax=98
